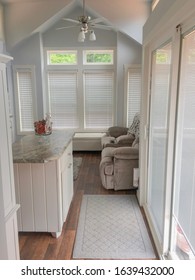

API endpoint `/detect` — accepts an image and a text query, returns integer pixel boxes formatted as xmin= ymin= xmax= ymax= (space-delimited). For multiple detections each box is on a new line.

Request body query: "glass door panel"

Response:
xmin=147 ymin=42 xmax=172 ymax=244
xmin=171 ymin=29 xmax=195 ymax=260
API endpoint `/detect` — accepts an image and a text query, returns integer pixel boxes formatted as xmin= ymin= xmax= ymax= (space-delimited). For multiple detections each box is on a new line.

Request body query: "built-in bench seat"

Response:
xmin=73 ymin=132 xmax=106 ymax=151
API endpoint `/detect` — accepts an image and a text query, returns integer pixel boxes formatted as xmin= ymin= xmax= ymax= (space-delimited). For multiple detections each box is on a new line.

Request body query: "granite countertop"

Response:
xmin=12 ymin=130 xmax=75 ymax=163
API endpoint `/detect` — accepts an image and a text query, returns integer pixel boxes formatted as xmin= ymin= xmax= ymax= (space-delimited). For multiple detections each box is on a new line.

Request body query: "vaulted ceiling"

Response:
xmin=0 ymin=0 xmax=152 ymax=50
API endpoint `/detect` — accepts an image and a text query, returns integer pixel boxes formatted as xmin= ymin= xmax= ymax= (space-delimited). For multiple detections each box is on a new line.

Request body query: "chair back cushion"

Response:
xmin=108 ymin=126 xmax=128 ymax=138
xmin=127 ymin=113 xmax=140 ymax=139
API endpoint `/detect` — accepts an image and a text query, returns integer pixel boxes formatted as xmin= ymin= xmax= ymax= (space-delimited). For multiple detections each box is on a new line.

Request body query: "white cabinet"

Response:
xmin=0 ymin=54 xmax=20 ymax=259
xmin=60 ymin=142 xmax=73 ymax=222
xmin=14 ymin=141 xmax=73 ymax=238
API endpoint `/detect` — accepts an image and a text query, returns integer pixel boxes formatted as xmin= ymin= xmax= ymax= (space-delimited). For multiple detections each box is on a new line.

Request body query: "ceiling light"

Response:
xmin=78 ymin=28 xmax=96 ymax=42
xmin=78 ymin=29 xmax=85 ymax=42
xmin=89 ymin=30 xmax=96 ymax=41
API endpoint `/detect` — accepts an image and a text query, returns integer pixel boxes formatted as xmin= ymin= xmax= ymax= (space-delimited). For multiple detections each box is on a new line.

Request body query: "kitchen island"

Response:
xmin=13 ymin=130 xmax=74 ymax=238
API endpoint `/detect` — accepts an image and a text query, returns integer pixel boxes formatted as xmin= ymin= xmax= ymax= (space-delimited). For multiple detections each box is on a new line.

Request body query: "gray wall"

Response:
xmin=117 ymin=32 xmax=142 ymax=125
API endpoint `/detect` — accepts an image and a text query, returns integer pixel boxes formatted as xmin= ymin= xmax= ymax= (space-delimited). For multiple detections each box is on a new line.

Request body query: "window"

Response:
xmin=47 ymin=50 xmax=77 ymax=65
xmin=13 ymin=66 xmax=37 ymax=134
xmin=126 ymin=65 xmax=141 ymax=126
xmin=83 ymin=50 xmax=114 ymax=65
xmin=84 ymin=71 xmax=114 ymax=129
xmin=47 ymin=71 xmax=79 ymax=129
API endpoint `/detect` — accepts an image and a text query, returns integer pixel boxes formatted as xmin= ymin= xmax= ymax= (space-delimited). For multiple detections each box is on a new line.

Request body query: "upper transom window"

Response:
xmin=83 ymin=50 xmax=114 ymax=65
xmin=47 ymin=50 xmax=77 ymax=65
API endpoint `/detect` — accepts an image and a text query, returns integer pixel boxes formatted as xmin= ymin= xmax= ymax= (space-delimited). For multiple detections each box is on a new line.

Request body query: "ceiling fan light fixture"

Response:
xmin=78 ymin=29 xmax=85 ymax=42
xmin=89 ymin=30 xmax=96 ymax=41
xmin=59 ymin=0 xmax=111 ymax=43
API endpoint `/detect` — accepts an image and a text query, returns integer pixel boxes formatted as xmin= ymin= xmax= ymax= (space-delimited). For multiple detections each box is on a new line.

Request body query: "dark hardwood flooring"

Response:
xmin=19 ymin=151 xmax=158 ymax=260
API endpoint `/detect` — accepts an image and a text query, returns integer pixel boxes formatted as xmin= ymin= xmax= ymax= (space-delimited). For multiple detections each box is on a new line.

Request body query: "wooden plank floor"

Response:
xmin=19 ymin=151 xmax=158 ymax=260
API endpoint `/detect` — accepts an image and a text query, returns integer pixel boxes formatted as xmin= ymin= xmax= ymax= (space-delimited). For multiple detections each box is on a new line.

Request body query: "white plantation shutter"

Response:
xmin=48 ymin=71 xmax=79 ymax=129
xmin=147 ymin=42 xmax=172 ymax=241
xmin=152 ymin=64 xmax=171 ymax=128
xmin=127 ymin=66 xmax=141 ymax=126
xmin=84 ymin=71 xmax=114 ymax=129
xmin=14 ymin=67 xmax=36 ymax=133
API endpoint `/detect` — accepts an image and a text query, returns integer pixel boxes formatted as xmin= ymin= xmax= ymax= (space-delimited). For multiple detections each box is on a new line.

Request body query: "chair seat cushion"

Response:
xmin=116 ymin=134 xmax=134 ymax=145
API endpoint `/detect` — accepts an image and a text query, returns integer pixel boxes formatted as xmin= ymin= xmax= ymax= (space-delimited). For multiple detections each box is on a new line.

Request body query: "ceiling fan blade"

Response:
xmin=56 ymin=25 xmax=78 ymax=30
xmin=62 ymin=18 xmax=80 ymax=24
xmin=89 ymin=17 xmax=104 ymax=24
xmin=91 ymin=24 xmax=113 ymax=30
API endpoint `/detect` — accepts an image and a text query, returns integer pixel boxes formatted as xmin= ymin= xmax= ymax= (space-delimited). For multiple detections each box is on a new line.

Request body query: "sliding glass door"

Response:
xmin=144 ymin=8 xmax=195 ymax=260
xmin=147 ymin=42 xmax=172 ymax=249
xmin=170 ymin=28 xmax=195 ymax=260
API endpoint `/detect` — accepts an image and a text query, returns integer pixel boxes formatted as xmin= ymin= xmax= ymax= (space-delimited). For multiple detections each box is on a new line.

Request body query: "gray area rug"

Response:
xmin=73 ymin=157 xmax=82 ymax=180
xmin=73 ymin=195 xmax=156 ymax=259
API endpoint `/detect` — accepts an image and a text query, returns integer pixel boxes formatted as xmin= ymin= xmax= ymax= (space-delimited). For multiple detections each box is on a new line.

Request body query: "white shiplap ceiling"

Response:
xmin=1 ymin=0 xmax=153 ymax=49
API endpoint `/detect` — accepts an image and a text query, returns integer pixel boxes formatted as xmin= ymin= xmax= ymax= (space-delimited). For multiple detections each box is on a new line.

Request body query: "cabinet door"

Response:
xmin=0 ymin=57 xmax=20 ymax=259
xmin=0 ymin=63 xmax=16 ymax=216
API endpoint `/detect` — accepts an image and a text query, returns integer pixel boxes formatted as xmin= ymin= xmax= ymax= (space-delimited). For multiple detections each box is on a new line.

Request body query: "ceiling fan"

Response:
xmin=57 ymin=0 xmax=112 ymax=42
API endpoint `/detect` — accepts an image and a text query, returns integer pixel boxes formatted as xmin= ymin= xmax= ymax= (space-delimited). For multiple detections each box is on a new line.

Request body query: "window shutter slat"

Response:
xmin=84 ymin=71 xmax=114 ymax=129
xmin=48 ymin=71 xmax=79 ymax=129
xmin=127 ymin=67 xmax=141 ymax=126
xmin=17 ymin=70 xmax=34 ymax=131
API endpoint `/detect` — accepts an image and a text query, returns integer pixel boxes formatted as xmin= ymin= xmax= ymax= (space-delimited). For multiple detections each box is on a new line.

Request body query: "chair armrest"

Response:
xmin=113 ymin=147 xmax=139 ymax=160
xmin=99 ymin=156 xmax=114 ymax=176
xmin=101 ymin=136 xmax=116 ymax=148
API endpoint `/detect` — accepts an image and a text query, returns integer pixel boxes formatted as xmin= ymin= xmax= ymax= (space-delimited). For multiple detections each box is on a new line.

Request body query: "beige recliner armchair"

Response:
xmin=101 ymin=113 xmax=140 ymax=148
xmin=99 ymin=113 xmax=140 ymax=190
xmin=99 ymin=138 xmax=139 ymax=190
